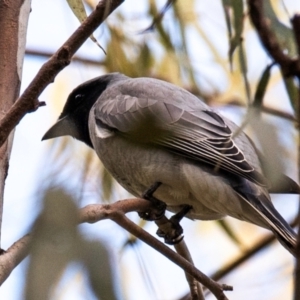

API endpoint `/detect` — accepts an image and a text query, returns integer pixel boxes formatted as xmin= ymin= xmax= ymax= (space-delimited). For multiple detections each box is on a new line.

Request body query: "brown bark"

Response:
xmin=248 ymin=0 xmax=300 ymax=77
xmin=0 ymin=0 xmax=31 ymax=244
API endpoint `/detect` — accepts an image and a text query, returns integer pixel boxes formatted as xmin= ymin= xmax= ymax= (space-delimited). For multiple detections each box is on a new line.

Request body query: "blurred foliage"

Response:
xmin=25 ymin=188 xmax=119 ymax=300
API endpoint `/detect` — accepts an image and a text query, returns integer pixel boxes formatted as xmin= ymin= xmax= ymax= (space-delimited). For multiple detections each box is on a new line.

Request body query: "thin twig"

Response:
xmin=0 ymin=0 xmax=124 ymax=148
xmin=253 ymin=105 xmax=296 ymax=122
xmin=154 ymin=214 xmax=205 ymax=299
xmin=211 ymin=234 xmax=277 ymax=282
xmin=209 ymin=218 xmax=298 ymax=292
xmin=0 ymin=234 xmax=31 ymax=284
xmin=174 ymin=241 xmax=204 ymax=300
xmin=209 ymin=101 xmax=296 ymax=122
xmin=25 ymin=48 xmax=105 ymax=67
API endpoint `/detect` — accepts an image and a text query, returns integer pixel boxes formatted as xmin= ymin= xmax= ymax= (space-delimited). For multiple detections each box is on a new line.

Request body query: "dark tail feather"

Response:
xmin=237 ymin=189 xmax=297 ymax=256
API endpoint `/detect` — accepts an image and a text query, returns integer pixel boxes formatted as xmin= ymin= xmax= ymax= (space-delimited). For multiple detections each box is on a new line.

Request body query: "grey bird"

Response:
xmin=43 ymin=73 xmax=299 ymax=255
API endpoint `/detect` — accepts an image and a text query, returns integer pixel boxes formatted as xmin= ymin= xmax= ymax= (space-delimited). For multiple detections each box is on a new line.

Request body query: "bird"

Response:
xmin=43 ymin=72 xmax=299 ymax=255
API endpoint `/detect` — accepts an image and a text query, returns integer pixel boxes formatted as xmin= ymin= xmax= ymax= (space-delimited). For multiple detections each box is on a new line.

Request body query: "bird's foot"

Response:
xmin=138 ymin=182 xmax=166 ymax=221
xmin=156 ymin=205 xmax=192 ymax=245
xmin=170 ymin=204 xmax=193 ymax=224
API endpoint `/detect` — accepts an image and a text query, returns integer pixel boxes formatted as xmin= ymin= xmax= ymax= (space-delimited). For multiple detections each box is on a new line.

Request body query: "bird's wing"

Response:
xmin=93 ymin=88 xmax=267 ymax=186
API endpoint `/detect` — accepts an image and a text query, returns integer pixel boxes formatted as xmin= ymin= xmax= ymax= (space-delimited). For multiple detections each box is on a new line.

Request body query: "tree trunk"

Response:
xmin=0 ymin=0 xmax=31 ymax=246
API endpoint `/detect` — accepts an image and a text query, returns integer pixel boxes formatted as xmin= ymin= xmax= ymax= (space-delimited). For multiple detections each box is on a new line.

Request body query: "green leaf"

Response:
xmin=221 ymin=0 xmax=233 ymax=49
xmin=229 ymin=0 xmax=244 ymax=67
xmin=221 ymin=0 xmax=245 ymax=70
xmin=253 ymin=63 xmax=275 ymax=108
xmin=283 ymin=76 xmax=298 ymax=112
xmin=66 ymin=0 xmax=87 ymax=23
xmin=238 ymin=42 xmax=251 ymax=104
xmin=66 ymin=0 xmax=106 ymax=54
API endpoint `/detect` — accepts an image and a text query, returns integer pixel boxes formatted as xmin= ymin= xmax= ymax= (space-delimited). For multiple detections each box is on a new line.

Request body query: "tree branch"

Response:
xmin=0 ymin=0 xmax=124 ymax=148
xmin=153 ymin=214 xmax=204 ymax=299
xmin=217 ymin=101 xmax=296 ymax=122
xmin=247 ymin=0 xmax=300 ymax=77
xmin=0 ymin=234 xmax=31 ymax=284
xmin=174 ymin=240 xmax=204 ymax=300
xmin=0 ymin=199 xmax=232 ymax=299
xmin=25 ymin=48 xmax=105 ymax=67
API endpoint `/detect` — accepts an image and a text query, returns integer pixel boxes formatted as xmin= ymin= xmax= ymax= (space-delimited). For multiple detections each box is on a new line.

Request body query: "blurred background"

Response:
xmin=1 ymin=0 xmax=300 ymax=299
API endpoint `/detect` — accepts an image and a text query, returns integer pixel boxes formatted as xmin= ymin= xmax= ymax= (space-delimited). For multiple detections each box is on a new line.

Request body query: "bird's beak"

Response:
xmin=42 ymin=116 xmax=77 ymax=141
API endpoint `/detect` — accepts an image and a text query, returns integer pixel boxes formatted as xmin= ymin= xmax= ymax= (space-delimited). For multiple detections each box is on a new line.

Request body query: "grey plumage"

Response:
xmin=43 ymin=73 xmax=298 ymax=255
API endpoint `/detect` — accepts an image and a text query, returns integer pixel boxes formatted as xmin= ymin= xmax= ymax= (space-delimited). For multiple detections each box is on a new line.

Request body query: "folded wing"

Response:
xmin=94 ymin=84 xmax=267 ymax=186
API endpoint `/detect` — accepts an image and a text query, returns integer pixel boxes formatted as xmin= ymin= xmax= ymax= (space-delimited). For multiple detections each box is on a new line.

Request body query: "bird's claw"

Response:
xmin=156 ymin=222 xmax=184 ymax=245
xmin=155 ymin=205 xmax=192 ymax=244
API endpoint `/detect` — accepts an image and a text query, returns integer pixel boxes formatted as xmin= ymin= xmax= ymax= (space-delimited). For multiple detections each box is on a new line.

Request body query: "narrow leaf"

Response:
xmin=229 ymin=0 xmax=244 ymax=66
xmin=238 ymin=42 xmax=251 ymax=104
xmin=283 ymin=76 xmax=298 ymax=112
xmin=253 ymin=63 xmax=275 ymax=108
xmin=221 ymin=0 xmax=233 ymax=48
xmin=66 ymin=0 xmax=106 ymax=54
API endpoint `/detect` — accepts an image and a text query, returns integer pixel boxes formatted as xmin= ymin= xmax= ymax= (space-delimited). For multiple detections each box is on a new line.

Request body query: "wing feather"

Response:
xmin=94 ymin=90 xmax=267 ymax=186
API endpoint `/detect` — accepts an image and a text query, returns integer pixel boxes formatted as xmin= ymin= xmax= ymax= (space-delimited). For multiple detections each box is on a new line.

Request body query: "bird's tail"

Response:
xmin=236 ymin=187 xmax=297 ymax=256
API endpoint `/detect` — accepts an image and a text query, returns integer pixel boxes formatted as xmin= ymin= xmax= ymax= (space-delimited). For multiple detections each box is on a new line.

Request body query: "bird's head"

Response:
xmin=42 ymin=73 xmax=127 ymax=147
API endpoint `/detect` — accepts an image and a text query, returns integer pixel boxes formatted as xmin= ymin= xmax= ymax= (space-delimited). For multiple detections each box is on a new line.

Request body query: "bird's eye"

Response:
xmin=75 ymin=94 xmax=84 ymax=99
